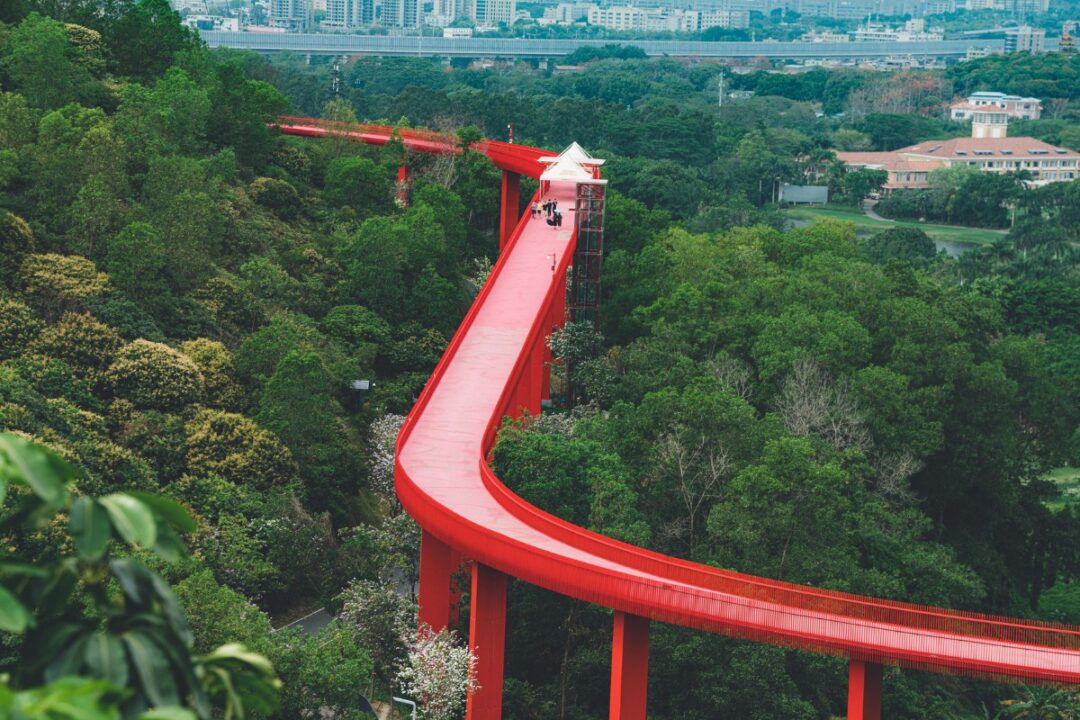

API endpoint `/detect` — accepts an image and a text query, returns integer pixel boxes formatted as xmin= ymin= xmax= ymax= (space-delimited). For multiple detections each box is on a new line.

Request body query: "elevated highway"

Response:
xmin=275 ymin=116 xmax=1080 ymax=720
xmin=207 ymin=31 xmax=1003 ymax=59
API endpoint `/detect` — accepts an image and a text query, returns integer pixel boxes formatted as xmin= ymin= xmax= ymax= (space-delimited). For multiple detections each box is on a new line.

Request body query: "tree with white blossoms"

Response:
xmin=339 ymin=578 xmax=416 ymax=692
xmin=397 ymin=624 xmax=478 ymax=720
xmin=369 ymin=413 xmax=406 ymax=502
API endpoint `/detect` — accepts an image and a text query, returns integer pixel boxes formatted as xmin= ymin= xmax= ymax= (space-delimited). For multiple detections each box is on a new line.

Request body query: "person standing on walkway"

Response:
xmin=555 ymin=210 xmax=563 ymax=228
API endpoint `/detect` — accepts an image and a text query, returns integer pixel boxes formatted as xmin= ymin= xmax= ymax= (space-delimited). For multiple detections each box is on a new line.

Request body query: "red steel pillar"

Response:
xmin=539 ymin=323 xmax=552 ymax=403
xmin=396 ymin=164 xmax=410 ymax=206
xmin=610 ymin=612 xmax=649 ymax=720
xmin=466 ymin=564 xmax=508 ymax=720
xmin=847 ymin=660 xmax=883 ymax=720
xmin=527 ymin=336 xmax=544 ymax=414
xmin=418 ymin=529 xmax=452 ymax=631
xmin=499 ymin=171 xmax=521 ymax=252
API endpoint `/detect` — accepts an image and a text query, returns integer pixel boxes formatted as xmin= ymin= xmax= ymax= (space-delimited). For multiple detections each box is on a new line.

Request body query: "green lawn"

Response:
xmin=1044 ymin=467 xmax=1080 ymax=512
xmin=784 ymin=204 xmax=1006 ymax=247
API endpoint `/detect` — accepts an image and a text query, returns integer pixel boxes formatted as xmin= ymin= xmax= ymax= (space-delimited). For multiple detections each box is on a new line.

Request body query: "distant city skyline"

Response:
xmin=174 ymin=0 xmax=1071 ymax=41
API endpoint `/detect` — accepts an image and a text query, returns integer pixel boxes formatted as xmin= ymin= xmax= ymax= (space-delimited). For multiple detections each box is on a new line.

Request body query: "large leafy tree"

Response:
xmin=2 ymin=13 xmax=97 ymax=109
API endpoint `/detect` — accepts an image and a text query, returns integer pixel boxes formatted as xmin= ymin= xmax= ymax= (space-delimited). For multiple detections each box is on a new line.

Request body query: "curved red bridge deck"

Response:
xmin=275 ymin=117 xmax=1080 ymax=719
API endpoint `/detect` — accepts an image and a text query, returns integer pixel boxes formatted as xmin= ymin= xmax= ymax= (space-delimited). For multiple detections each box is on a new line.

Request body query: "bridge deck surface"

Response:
xmin=395 ymin=181 xmax=1080 ymax=684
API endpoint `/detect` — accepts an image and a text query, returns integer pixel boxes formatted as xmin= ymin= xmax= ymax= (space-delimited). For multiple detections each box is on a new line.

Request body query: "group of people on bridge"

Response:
xmin=533 ymin=198 xmax=563 ymax=228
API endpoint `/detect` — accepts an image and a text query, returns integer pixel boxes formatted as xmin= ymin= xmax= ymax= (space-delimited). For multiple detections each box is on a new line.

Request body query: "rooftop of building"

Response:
xmin=899 ymin=136 xmax=1079 ymax=160
xmin=953 ymin=91 xmax=1042 ymax=105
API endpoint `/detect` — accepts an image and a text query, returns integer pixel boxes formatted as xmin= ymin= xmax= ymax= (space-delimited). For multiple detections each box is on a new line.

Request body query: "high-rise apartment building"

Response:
xmin=269 ymin=0 xmax=309 ymax=30
xmin=382 ymin=0 xmax=421 ymax=26
xmin=322 ymin=0 xmax=417 ymax=29
xmin=471 ymin=0 xmax=517 ymax=27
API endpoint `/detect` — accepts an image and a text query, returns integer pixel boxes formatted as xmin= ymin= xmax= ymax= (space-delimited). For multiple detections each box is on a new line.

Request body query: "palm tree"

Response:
xmin=996 ymin=687 xmax=1080 ymax=719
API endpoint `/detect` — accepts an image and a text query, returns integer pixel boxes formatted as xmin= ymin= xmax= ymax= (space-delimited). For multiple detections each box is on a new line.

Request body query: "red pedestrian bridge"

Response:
xmin=275 ymin=116 xmax=1080 ymax=720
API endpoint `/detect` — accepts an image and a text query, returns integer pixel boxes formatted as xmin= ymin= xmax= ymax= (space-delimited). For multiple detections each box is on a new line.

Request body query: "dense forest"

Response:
xmin=4 ymin=2 xmax=1080 ymax=718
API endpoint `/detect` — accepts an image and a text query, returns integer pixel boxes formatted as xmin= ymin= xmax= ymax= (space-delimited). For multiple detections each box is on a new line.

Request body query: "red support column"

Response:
xmin=554 ymin=265 xmax=567 ymax=328
xmin=610 ymin=612 xmax=649 ymax=720
xmin=526 ymin=337 xmax=544 ymax=414
xmin=538 ymin=326 xmax=551 ymax=404
xmin=396 ymin=164 xmax=410 ymax=206
xmin=449 ymin=550 xmax=464 ymax=628
xmin=466 ymin=564 xmax=508 ymax=720
xmin=418 ymin=529 xmax=452 ymax=631
xmin=847 ymin=660 xmax=883 ymax=720
xmin=499 ymin=171 xmax=521 ymax=252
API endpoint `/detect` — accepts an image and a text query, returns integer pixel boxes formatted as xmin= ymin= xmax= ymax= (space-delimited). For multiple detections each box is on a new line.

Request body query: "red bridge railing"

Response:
xmin=277 ymin=116 xmax=1080 ymax=720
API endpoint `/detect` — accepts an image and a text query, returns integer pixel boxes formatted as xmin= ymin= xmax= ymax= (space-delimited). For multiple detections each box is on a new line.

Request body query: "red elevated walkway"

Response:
xmin=275 ymin=117 xmax=1080 ymax=720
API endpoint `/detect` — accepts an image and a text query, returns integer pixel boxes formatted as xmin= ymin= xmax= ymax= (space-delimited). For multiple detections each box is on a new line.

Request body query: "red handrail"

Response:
xmin=278 ymin=116 xmax=1080 ymax=685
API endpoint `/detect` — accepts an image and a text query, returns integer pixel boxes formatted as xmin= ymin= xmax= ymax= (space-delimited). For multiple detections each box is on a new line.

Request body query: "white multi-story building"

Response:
xmin=382 ymin=0 xmax=420 ymax=26
xmin=699 ymin=9 xmax=750 ymax=28
xmin=837 ymin=116 xmax=1079 ymax=190
xmin=183 ymin=15 xmax=241 ymax=31
xmin=852 ymin=20 xmax=944 ymax=41
xmin=323 ymin=0 xmax=418 ymax=29
xmin=949 ymin=91 xmax=1042 ymax=121
xmin=585 ymin=5 xmax=747 ymax=31
xmin=1004 ymin=25 xmax=1046 ymax=53
xmin=586 ymin=6 xmax=642 ymax=30
xmin=473 ymin=0 xmax=518 ymax=26
xmin=554 ymin=2 xmax=596 ymax=22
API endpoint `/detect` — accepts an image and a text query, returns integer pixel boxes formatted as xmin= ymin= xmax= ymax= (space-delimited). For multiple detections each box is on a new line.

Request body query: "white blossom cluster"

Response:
xmin=397 ymin=624 xmax=478 ymax=720
xmin=369 ymin=413 xmax=406 ymax=500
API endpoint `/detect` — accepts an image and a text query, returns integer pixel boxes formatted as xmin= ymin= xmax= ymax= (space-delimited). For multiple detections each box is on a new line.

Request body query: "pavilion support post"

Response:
xmin=610 ymin=612 xmax=649 ymax=720
xmin=418 ymin=529 xmax=452 ymax=631
xmin=466 ymin=564 xmax=508 ymax=720
xmin=499 ymin=171 xmax=520 ymax=251
xmin=847 ymin=660 xmax=883 ymax=720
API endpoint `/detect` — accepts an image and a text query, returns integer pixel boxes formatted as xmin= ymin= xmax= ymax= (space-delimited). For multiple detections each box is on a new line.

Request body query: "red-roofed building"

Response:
xmin=836 ymin=115 xmax=1079 ymax=192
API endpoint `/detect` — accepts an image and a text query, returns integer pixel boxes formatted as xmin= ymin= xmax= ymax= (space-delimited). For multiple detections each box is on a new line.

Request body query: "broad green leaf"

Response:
xmin=128 ymin=492 xmax=197 ymax=533
xmin=202 ymin=644 xmax=275 ymax=675
xmin=33 ymin=559 xmax=78 ymax=616
xmin=122 ymin=630 xmax=180 ymax=707
xmin=152 ymin=524 xmax=187 ymax=564
xmin=44 ymin=632 xmax=89 ymax=682
xmin=149 ymin=572 xmax=193 ymax=646
xmin=0 ymin=433 xmax=74 ymax=506
xmin=110 ymin=558 xmax=151 ymax=607
xmin=0 ymin=585 xmax=31 ymax=633
xmin=85 ymin=633 xmax=129 ymax=687
xmin=23 ymin=623 xmax=82 ymax=677
xmin=139 ymin=709 xmax=197 ymax=720
xmin=70 ymin=497 xmax=111 ymax=561
xmin=9 ymin=677 xmax=120 ymax=720
xmin=0 ymin=562 xmax=50 ymax=578
xmin=100 ymin=494 xmax=157 ymax=549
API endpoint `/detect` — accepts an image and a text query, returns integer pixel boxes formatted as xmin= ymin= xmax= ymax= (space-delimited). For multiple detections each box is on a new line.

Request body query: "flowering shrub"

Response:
xmin=184 ymin=408 xmax=298 ymax=489
xmin=397 ymin=623 xmax=478 ymax=720
xmin=104 ymin=338 xmax=204 ymax=410
xmin=369 ymin=413 xmax=406 ymax=500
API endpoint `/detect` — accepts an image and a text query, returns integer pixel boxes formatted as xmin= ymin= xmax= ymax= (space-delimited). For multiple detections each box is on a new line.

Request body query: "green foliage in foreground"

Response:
xmin=0 ymin=432 xmax=279 ymax=719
